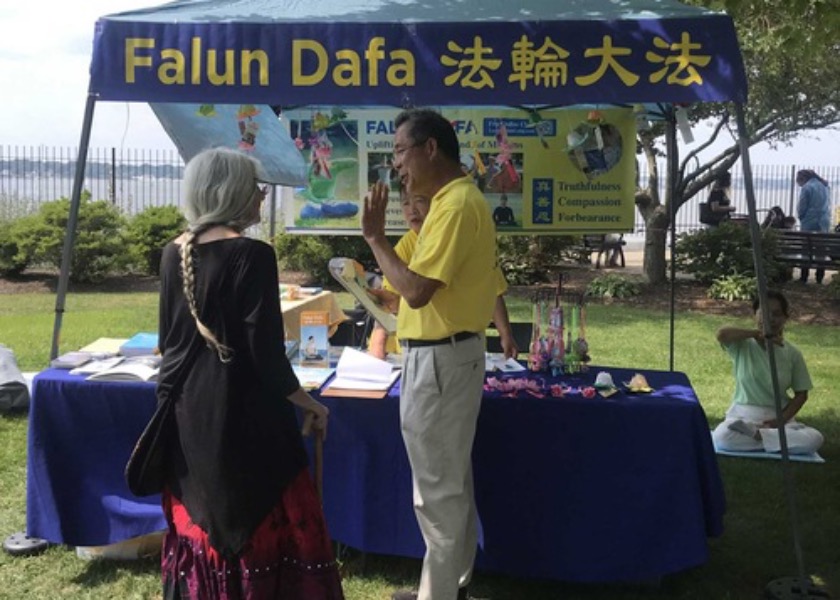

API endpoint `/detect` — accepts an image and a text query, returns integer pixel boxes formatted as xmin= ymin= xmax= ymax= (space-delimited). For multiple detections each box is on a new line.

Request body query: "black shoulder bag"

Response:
xmin=125 ymin=341 xmax=201 ymax=497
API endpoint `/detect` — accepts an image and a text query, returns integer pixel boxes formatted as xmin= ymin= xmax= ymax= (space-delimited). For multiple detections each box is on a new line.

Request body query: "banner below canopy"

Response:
xmin=91 ymin=0 xmax=747 ymax=106
xmin=283 ymin=106 xmax=637 ymax=235
xmin=150 ymin=103 xmax=308 ymax=186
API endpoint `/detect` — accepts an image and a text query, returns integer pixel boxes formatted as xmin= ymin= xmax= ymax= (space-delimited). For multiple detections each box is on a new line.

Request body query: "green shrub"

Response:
xmin=586 ymin=273 xmax=641 ymax=299
xmin=323 ymin=235 xmax=383 ymax=272
xmin=125 ymin=206 xmax=186 ymax=275
xmin=272 ymin=231 xmax=576 ymax=287
xmin=13 ymin=194 xmax=128 ymax=283
xmin=497 ymin=234 xmax=577 ymax=285
xmin=273 ymin=233 xmax=400 ymax=284
xmin=674 ymin=222 xmax=787 ymax=284
xmin=826 ymin=273 xmax=840 ymax=300
xmin=274 ymin=233 xmax=334 ymax=283
xmin=0 ymin=217 xmax=32 ymax=276
xmin=707 ymin=273 xmax=758 ymax=301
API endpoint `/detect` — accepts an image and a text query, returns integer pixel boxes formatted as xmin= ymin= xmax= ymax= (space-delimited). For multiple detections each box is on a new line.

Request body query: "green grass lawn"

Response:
xmin=1 ymin=289 xmax=838 ymax=599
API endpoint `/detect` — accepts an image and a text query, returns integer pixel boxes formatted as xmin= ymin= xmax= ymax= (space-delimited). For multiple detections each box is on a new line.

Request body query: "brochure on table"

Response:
xmin=292 ymin=365 xmax=335 ymax=391
xmin=299 ymin=311 xmax=330 ymax=367
xmin=321 ymin=347 xmax=400 ymax=398
xmin=485 ymin=353 xmax=527 ymax=373
xmin=328 ymin=257 xmax=397 ymax=334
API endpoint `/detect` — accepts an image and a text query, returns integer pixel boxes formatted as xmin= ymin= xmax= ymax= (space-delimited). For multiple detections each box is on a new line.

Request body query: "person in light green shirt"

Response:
xmin=712 ymin=290 xmax=823 ymax=454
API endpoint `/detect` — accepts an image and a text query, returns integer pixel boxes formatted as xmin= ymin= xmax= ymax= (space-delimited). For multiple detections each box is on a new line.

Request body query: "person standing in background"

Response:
xmin=795 ymin=169 xmax=831 ymax=284
xmin=362 ymin=108 xmax=499 ymax=600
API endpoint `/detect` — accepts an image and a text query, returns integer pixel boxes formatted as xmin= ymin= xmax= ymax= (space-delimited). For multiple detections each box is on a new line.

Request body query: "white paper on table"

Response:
xmin=327 ymin=347 xmax=401 ymax=391
xmin=485 ymin=353 xmax=527 ymax=373
xmin=70 ymin=356 xmax=126 ymax=375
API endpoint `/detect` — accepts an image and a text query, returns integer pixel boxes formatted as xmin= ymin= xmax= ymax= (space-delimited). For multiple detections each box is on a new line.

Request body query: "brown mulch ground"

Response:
xmin=2 ymin=267 xmax=838 ymax=327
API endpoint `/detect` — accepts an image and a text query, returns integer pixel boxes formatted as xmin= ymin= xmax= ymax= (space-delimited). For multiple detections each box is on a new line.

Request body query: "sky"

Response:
xmin=1 ymin=0 xmax=838 ymax=168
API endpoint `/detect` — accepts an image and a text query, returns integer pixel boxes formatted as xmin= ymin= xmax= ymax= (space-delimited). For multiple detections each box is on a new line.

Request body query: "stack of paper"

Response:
xmin=321 ymin=347 xmax=400 ymax=398
xmin=87 ymin=355 xmax=161 ymax=382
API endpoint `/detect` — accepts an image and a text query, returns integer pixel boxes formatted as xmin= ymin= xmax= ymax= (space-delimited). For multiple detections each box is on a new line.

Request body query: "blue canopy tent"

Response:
xmin=50 ymin=2 xmax=822 ymax=594
xmin=57 ymin=0 xmax=750 ymax=360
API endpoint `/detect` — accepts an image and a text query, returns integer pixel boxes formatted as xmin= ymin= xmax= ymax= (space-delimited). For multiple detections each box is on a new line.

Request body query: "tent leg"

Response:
xmin=50 ymin=92 xmax=97 ymax=361
xmin=735 ymin=103 xmax=821 ymax=598
xmin=664 ymin=109 xmax=678 ymax=372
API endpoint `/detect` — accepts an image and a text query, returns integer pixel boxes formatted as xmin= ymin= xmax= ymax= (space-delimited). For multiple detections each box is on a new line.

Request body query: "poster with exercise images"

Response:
xmin=282 ymin=107 xmax=636 ymax=234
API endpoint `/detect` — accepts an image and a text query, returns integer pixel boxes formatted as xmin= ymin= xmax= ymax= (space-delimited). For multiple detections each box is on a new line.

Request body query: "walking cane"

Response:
xmin=301 ymin=412 xmax=324 ymax=501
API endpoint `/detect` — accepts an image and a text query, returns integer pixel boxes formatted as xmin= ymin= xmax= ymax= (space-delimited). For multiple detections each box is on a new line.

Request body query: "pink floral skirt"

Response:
xmin=161 ymin=469 xmax=344 ymax=600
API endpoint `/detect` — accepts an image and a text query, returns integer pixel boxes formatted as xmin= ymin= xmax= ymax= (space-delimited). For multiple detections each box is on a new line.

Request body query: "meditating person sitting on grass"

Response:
xmin=712 ymin=290 xmax=824 ymax=455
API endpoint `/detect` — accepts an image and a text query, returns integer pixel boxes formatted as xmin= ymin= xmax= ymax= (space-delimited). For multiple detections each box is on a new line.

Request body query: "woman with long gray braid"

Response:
xmin=155 ymin=147 xmax=344 ymax=599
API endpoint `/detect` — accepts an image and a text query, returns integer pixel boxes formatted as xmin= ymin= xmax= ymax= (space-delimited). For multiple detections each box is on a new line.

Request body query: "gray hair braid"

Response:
xmin=179 ymin=229 xmax=233 ymax=363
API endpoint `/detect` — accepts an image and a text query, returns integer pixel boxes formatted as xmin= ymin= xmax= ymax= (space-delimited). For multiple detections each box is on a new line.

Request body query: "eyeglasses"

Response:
xmin=254 ymin=181 xmax=269 ymax=198
xmin=392 ymin=139 xmax=426 ymax=162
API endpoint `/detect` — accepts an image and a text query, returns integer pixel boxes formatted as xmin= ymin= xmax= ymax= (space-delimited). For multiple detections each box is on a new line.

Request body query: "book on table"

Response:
xmin=79 ymin=337 xmax=128 ymax=356
xmin=86 ymin=355 xmax=161 ymax=382
xmin=299 ymin=311 xmax=329 ymax=367
xmin=328 ymin=257 xmax=397 ymax=334
xmin=119 ymin=332 xmax=159 ymax=357
xmin=291 ymin=365 xmax=335 ymax=391
xmin=50 ymin=351 xmax=94 ymax=370
xmin=320 ymin=347 xmax=400 ymax=398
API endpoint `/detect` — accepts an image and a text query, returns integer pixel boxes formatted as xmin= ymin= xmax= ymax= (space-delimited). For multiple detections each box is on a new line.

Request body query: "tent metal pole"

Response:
xmin=50 ymin=92 xmax=97 ymax=361
xmin=735 ymin=104 xmax=823 ymax=599
xmin=268 ymin=185 xmax=277 ymax=244
xmin=664 ymin=109 xmax=678 ymax=372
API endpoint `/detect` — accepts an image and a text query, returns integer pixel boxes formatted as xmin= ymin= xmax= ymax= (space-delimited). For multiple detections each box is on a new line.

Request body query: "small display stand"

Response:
xmin=527 ymin=273 xmax=590 ymax=376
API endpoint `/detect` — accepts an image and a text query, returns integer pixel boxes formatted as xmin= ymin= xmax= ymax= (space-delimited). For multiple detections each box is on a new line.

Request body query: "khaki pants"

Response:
xmin=400 ymin=334 xmax=485 ymax=600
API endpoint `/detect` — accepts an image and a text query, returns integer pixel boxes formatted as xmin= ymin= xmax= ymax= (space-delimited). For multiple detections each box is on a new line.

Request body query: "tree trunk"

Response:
xmin=643 ymin=207 xmax=669 ymax=284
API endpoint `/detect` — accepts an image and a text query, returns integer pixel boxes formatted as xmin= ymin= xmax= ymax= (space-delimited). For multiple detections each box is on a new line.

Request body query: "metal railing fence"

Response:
xmin=0 ymin=146 xmax=183 ymax=221
xmin=1 ymin=145 xmax=838 ymax=234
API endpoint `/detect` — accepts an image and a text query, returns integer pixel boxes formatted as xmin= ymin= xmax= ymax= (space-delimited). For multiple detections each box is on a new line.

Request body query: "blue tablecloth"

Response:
xmin=26 ymin=366 xmax=724 ymax=583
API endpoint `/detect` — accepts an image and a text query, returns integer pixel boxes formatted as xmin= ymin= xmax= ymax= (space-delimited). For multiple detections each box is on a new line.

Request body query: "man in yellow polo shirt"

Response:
xmin=362 ymin=108 xmax=499 ymax=600
xmin=368 ymin=187 xmax=518 ymax=361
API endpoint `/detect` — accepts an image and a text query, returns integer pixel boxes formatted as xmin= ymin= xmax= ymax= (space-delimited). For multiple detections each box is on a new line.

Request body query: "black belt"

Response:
xmin=403 ymin=331 xmax=479 ymax=349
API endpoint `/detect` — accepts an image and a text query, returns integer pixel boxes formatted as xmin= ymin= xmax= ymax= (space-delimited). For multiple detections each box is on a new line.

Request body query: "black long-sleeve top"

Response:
xmin=156 ymin=237 xmax=305 ymax=557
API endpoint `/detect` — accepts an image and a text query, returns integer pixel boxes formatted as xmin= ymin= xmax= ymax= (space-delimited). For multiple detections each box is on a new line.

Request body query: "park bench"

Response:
xmin=569 ymin=234 xmax=626 ymax=269
xmin=771 ymin=230 xmax=840 ymax=273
